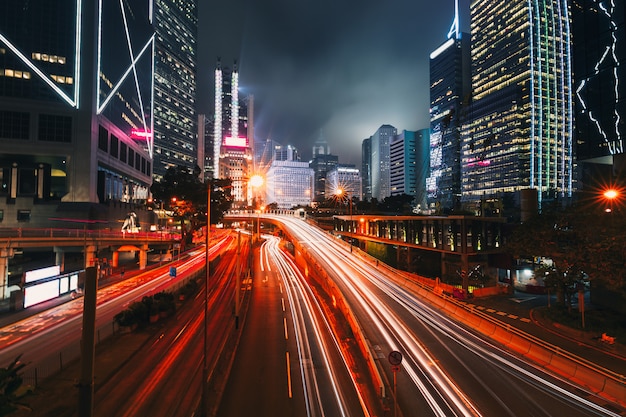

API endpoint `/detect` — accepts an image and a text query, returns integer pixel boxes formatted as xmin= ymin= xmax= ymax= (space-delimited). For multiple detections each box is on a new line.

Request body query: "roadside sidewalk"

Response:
xmin=463 ymin=291 xmax=626 ymax=378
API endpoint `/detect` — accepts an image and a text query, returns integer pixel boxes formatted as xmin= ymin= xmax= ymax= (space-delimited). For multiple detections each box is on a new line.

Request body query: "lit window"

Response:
xmin=5 ymin=69 xmax=14 ymax=77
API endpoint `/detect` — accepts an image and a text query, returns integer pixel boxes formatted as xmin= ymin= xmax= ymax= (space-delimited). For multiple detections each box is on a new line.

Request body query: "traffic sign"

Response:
xmin=388 ymin=350 xmax=402 ymax=366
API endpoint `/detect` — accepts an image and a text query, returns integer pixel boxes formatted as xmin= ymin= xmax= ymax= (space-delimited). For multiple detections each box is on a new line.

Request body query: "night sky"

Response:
xmin=197 ymin=0 xmax=471 ymax=164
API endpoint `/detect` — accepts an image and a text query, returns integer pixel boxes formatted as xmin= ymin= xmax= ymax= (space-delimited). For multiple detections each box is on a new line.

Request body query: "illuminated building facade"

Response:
xmin=572 ymin=0 xmax=626 ymax=181
xmin=427 ymin=21 xmax=471 ymax=212
xmin=152 ymin=0 xmax=197 ymax=180
xmin=213 ymin=60 xmax=253 ymax=205
xmin=464 ymin=0 xmax=575 ymax=206
xmin=0 ymin=0 xmax=154 ymax=228
xmin=370 ymin=124 xmax=397 ymax=201
xmin=265 ymin=161 xmax=314 ymax=209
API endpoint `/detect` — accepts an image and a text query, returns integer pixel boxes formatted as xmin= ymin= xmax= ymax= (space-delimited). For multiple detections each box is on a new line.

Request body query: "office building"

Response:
xmin=572 ymin=0 xmax=626 ymax=185
xmin=391 ymin=129 xmax=430 ymax=210
xmin=265 ymin=160 xmax=314 ymax=209
xmin=310 ymin=153 xmax=339 ymax=203
xmin=273 ymin=144 xmax=300 ymax=162
xmin=0 ymin=0 xmax=154 ymax=228
xmin=326 ymin=165 xmax=361 ymax=202
xmin=427 ymin=7 xmax=471 ymax=211
xmin=361 ymin=137 xmax=372 ymax=201
xmin=152 ymin=0 xmax=198 ymax=180
xmin=370 ymin=124 xmax=397 ymax=201
xmin=464 ymin=0 xmax=575 ymax=207
xmin=213 ymin=60 xmax=254 ymax=206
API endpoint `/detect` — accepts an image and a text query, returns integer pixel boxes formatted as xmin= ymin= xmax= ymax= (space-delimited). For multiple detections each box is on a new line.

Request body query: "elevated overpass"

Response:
xmin=0 ymin=227 xmax=180 ymax=300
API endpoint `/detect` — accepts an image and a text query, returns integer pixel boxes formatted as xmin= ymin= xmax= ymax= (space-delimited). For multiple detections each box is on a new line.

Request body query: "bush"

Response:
xmin=114 ymin=309 xmax=137 ymax=328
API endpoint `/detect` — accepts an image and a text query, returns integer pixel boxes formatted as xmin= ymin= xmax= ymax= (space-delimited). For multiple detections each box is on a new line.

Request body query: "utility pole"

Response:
xmin=78 ymin=266 xmax=97 ymax=417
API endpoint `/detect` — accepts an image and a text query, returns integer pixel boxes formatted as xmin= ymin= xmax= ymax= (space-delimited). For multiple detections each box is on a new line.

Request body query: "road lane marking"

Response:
xmin=281 ymin=297 xmax=286 ymax=312
xmin=286 ymin=351 xmax=293 ymax=398
xmin=284 ymin=317 xmax=289 ymax=340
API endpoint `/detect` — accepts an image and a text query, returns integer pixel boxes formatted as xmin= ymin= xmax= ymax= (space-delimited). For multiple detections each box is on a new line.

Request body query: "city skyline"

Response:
xmin=198 ymin=0 xmax=471 ymax=164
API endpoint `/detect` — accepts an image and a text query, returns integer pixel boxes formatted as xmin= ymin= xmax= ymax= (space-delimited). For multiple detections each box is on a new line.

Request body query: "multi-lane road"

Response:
xmin=270 ymin=214 xmax=624 ymax=417
xmin=1 ymin=216 xmax=625 ymax=416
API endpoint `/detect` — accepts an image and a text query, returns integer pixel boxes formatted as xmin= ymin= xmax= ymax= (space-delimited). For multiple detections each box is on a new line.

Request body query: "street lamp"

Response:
xmin=201 ymin=180 xmax=211 ymax=417
xmin=603 ymin=188 xmax=619 ymax=213
xmin=336 ymin=188 xmax=353 ymax=252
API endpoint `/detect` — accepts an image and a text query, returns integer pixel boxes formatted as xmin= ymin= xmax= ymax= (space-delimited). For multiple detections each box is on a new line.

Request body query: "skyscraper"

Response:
xmin=428 ymin=3 xmax=471 ymax=211
xmin=213 ymin=60 xmax=254 ymax=206
xmin=464 ymin=0 xmax=575 ymax=207
xmin=361 ymin=137 xmax=372 ymax=201
xmin=391 ymin=129 xmax=430 ymax=210
xmin=0 ymin=0 xmax=154 ymax=228
xmin=370 ymin=124 xmax=397 ymax=201
xmin=152 ymin=0 xmax=197 ymax=180
xmin=572 ymin=0 xmax=626 ymax=183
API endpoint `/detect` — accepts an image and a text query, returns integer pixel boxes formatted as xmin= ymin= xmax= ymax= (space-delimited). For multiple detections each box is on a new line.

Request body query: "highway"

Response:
xmin=217 ymin=235 xmax=370 ymax=417
xmin=269 ymin=214 xmax=624 ymax=417
xmin=0 ymin=234 xmax=234 ymax=384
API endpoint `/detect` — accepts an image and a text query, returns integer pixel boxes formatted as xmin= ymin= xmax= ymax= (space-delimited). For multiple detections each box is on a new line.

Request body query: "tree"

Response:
xmin=504 ymin=199 xmax=625 ymax=311
xmin=0 ymin=356 xmax=28 ymax=415
xmin=151 ymin=167 xmax=233 ymax=232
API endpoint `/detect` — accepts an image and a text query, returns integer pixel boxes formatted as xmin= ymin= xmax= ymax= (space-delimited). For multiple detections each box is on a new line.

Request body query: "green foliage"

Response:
xmin=504 ymin=200 xmax=626 ymax=309
xmin=0 ymin=355 xmax=28 ymax=415
xmin=150 ymin=166 xmax=234 ymax=228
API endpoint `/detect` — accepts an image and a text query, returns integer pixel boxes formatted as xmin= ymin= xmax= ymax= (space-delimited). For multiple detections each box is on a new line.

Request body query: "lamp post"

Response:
xmin=201 ymin=180 xmax=211 ymax=417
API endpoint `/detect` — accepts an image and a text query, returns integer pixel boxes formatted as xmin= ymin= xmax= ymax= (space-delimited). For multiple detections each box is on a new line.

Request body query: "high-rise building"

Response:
xmin=390 ymin=129 xmax=430 ymax=210
xmin=265 ymin=160 xmax=314 ymax=209
xmin=370 ymin=124 xmax=397 ymax=201
xmin=273 ymin=144 xmax=300 ymax=162
xmin=0 ymin=0 xmax=154 ymax=228
xmin=152 ymin=0 xmax=197 ymax=180
xmin=361 ymin=137 xmax=372 ymax=201
xmin=572 ymin=0 xmax=626 ymax=184
xmin=212 ymin=60 xmax=254 ymax=206
xmin=464 ymin=0 xmax=575 ymax=207
xmin=326 ymin=165 xmax=361 ymax=201
xmin=427 ymin=4 xmax=471 ymax=211
xmin=310 ymin=153 xmax=339 ymax=203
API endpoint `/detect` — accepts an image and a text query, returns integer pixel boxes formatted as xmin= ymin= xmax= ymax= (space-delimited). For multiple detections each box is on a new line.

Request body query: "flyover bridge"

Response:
xmin=0 ymin=227 xmax=180 ymax=301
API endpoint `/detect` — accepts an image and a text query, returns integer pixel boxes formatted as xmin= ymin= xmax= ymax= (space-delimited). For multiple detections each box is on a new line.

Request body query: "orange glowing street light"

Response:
xmin=603 ymin=188 xmax=620 ymax=213
xmin=336 ymin=188 xmax=354 ymax=252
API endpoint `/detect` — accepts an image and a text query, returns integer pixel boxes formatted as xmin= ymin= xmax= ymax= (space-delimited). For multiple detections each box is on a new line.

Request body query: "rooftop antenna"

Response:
xmin=447 ymin=0 xmax=460 ymax=39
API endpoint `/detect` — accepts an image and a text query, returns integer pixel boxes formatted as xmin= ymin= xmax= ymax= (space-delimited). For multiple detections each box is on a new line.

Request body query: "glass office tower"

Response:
xmin=152 ymin=0 xmax=198 ymax=180
xmin=464 ymin=0 xmax=575 ymax=206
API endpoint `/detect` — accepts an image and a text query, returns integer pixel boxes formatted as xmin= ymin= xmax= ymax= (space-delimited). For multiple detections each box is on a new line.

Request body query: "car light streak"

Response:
xmin=262 ymin=214 xmax=622 ymax=417
xmin=263 ymin=236 xmax=364 ymax=417
xmin=271 ymin=216 xmax=478 ymax=416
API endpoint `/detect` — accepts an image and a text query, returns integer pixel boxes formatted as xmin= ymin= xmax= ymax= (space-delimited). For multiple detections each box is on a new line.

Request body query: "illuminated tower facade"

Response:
xmin=464 ymin=0 xmax=575 ymax=206
xmin=572 ymin=0 xmax=626 ymax=182
xmin=213 ymin=60 xmax=253 ymax=205
xmin=0 ymin=0 xmax=154 ymax=228
xmin=428 ymin=2 xmax=471 ymax=212
xmin=152 ymin=0 xmax=197 ymax=180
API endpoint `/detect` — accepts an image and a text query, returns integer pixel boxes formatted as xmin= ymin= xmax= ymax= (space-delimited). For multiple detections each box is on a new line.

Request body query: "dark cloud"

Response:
xmin=198 ymin=1 xmax=471 ymax=164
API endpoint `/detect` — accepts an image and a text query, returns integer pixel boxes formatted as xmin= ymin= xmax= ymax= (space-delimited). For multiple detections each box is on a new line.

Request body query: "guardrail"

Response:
xmin=0 ymin=227 xmax=180 ymax=240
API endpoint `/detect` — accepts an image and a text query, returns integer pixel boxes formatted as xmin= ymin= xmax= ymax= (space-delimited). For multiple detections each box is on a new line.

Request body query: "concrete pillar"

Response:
xmin=54 ymin=247 xmax=65 ymax=272
xmin=111 ymin=250 xmax=119 ymax=267
xmin=0 ymin=250 xmax=9 ymax=299
xmin=85 ymin=245 xmax=98 ymax=268
xmin=139 ymin=244 xmax=148 ymax=270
